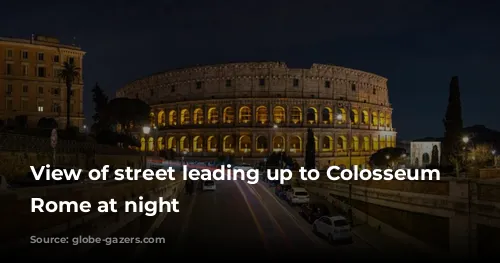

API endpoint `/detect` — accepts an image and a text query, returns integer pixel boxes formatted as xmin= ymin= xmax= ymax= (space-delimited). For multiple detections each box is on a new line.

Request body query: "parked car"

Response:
xmin=300 ymin=203 xmax=330 ymax=223
xmin=233 ymin=163 xmax=253 ymax=172
xmin=275 ymin=183 xmax=292 ymax=199
xmin=286 ymin=187 xmax=310 ymax=205
xmin=312 ymin=216 xmax=353 ymax=244
xmin=202 ymin=180 xmax=216 ymax=191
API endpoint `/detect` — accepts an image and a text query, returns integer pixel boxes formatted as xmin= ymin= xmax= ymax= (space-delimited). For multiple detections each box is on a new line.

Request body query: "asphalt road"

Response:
xmin=144 ymin=179 xmax=384 ymax=260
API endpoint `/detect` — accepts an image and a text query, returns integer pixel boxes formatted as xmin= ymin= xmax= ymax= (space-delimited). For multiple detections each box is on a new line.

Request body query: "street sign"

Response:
xmin=51 ymin=129 xmax=58 ymax=149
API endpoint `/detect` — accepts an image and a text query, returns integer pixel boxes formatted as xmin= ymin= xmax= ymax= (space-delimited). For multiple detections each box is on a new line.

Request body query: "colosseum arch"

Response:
xmin=273 ymin=106 xmax=285 ymax=124
xmin=180 ymin=109 xmax=190 ymax=125
xmin=167 ymin=137 xmax=177 ymax=150
xmin=386 ymin=114 xmax=392 ymax=127
xmin=372 ymin=112 xmax=378 ymax=126
xmin=322 ymin=107 xmax=333 ymax=124
xmin=193 ymin=136 xmax=203 ymax=152
xmin=148 ymin=137 xmax=154 ymax=151
xmin=336 ymin=108 xmax=346 ymax=124
xmin=306 ymin=107 xmax=318 ymax=124
xmin=179 ymin=136 xmax=189 ymax=151
xmin=363 ymin=136 xmax=370 ymax=151
xmin=289 ymin=135 xmax=302 ymax=152
xmin=256 ymin=106 xmax=268 ymax=124
xmin=273 ymin=136 xmax=285 ymax=151
xmin=352 ymin=136 xmax=360 ymax=151
xmin=168 ymin=110 xmax=177 ymax=125
xmin=322 ymin=136 xmax=333 ymax=152
xmin=380 ymin=135 xmax=387 ymax=148
xmin=149 ymin=112 xmax=155 ymax=127
xmin=223 ymin=107 xmax=234 ymax=124
xmin=193 ymin=108 xmax=204 ymax=124
xmin=337 ymin=136 xmax=347 ymax=151
xmin=207 ymin=136 xmax=218 ymax=152
xmin=351 ymin=109 xmax=359 ymax=124
xmin=372 ymin=137 xmax=379 ymax=150
xmin=239 ymin=106 xmax=252 ymax=124
xmin=380 ymin=112 xmax=386 ymax=126
xmin=158 ymin=110 xmax=166 ymax=127
xmin=239 ymin=135 xmax=251 ymax=152
xmin=140 ymin=137 xmax=146 ymax=151
xmin=256 ymin=136 xmax=268 ymax=152
xmin=314 ymin=136 xmax=319 ymax=151
xmin=361 ymin=110 xmax=369 ymax=124
xmin=208 ymin=107 xmax=218 ymax=124
xmin=291 ymin=107 xmax=302 ymax=124
xmin=157 ymin=137 xmax=164 ymax=151
xmin=223 ymin=135 xmax=235 ymax=152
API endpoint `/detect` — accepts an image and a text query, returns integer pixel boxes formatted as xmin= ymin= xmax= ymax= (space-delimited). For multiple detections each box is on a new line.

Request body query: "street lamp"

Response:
xmin=142 ymin=126 xmax=151 ymax=169
xmin=462 ymin=136 xmax=469 ymax=144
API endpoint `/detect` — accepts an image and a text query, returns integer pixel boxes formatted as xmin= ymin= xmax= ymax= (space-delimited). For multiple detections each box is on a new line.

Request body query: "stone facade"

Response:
xmin=411 ymin=141 xmax=441 ymax=167
xmin=116 ymin=62 xmax=397 ymax=168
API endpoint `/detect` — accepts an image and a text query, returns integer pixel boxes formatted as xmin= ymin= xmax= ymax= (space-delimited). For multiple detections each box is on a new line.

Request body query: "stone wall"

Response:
xmin=479 ymin=168 xmax=500 ymax=179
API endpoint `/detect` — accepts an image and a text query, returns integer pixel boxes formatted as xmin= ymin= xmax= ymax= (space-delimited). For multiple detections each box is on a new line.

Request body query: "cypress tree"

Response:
xmin=441 ymin=76 xmax=463 ymax=167
xmin=431 ymin=145 xmax=439 ymax=166
xmin=305 ymin=128 xmax=316 ymax=169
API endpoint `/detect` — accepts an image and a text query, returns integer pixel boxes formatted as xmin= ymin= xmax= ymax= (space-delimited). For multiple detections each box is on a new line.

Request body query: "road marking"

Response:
xmin=242 ymin=182 xmax=292 ymax=248
xmin=256 ymin=182 xmax=325 ymax=246
xmin=233 ymin=180 xmax=269 ymax=250
xmin=175 ymin=193 xmax=197 ymax=247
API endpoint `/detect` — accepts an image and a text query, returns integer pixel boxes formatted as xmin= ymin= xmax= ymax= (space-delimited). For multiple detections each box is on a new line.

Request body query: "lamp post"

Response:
xmin=142 ymin=126 xmax=151 ymax=169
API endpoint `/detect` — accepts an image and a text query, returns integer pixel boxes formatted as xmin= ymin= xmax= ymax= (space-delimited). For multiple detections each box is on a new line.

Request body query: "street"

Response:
xmin=144 ymin=179 xmax=392 ymax=260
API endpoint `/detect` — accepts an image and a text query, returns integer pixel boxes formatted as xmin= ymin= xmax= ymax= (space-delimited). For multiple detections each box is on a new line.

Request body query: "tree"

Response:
xmin=57 ymin=62 xmax=81 ymax=130
xmin=442 ymin=76 xmax=463 ymax=167
xmin=106 ymin=98 xmax=151 ymax=128
xmin=305 ymin=128 xmax=316 ymax=169
xmin=91 ymin=82 xmax=109 ymax=131
xmin=470 ymin=144 xmax=495 ymax=168
xmin=430 ymin=145 xmax=439 ymax=166
xmin=369 ymin=147 xmax=407 ymax=168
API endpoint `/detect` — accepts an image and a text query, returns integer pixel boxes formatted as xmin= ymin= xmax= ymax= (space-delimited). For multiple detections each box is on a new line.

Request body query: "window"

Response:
xmin=225 ymin=79 xmax=232 ymax=87
xmin=259 ymin=78 xmax=265 ymax=86
xmin=325 ymin=81 xmax=331 ymax=88
xmin=196 ymin=81 xmax=202 ymax=89
xmin=68 ymin=57 xmax=75 ymax=64
xmin=6 ymin=63 xmax=12 ymax=75
xmin=373 ymin=88 xmax=376 ymax=95
xmin=22 ymin=85 xmax=28 ymax=93
xmin=351 ymin=84 xmax=356 ymax=91
xmin=293 ymin=78 xmax=299 ymax=87
xmin=6 ymin=49 xmax=13 ymax=58
xmin=21 ymin=99 xmax=29 ymax=111
xmin=38 ymin=53 xmax=44 ymax=61
xmin=53 ymin=55 xmax=59 ymax=62
xmin=37 ymin=100 xmax=44 ymax=112
xmin=52 ymin=87 xmax=60 ymax=95
xmin=22 ymin=65 xmax=28 ymax=76
xmin=38 ymin=87 xmax=44 ymax=94
xmin=22 ymin=51 xmax=28 ymax=59
xmin=6 ymin=99 xmax=12 ymax=110
xmin=171 ymin=85 xmax=175 ymax=93
xmin=37 ymin=67 xmax=46 ymax=77
xmin=6 ymin=84 xmax=13 ymax=94
xmin=52 ymin=102 xmax=61 ymax=113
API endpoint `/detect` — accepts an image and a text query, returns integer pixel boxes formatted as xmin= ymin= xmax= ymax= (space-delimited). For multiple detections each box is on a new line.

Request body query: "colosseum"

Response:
xmin=116 ymin=62 xmax=396 ymax=169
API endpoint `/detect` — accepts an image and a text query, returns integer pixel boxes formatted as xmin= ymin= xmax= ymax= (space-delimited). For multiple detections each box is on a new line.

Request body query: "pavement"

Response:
xmin=143 ymin=178 xmax=417 ymax=260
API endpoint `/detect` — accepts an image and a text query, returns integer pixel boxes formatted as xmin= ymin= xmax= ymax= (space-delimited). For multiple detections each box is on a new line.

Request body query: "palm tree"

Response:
xmin=58 ymin=62 xmax=81 ymax=130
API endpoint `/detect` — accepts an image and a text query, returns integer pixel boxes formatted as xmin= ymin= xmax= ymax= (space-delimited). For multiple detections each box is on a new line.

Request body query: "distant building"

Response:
xmin=0 ymin=34 xmax=86 ymax=128
xmin=410 ymin=138 xmax=441 ymax=167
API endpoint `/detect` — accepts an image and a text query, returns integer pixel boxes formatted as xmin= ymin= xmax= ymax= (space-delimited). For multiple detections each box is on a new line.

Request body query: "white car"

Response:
xmin=233 ymin=164 xmax=253 ymax=172
xmin=202 ymin=180 xmax=216 ymax=191
xmin=312 ymin=216 xmax=352 ymax=243
xmin=286 ymin=187 xmax=310 ymax=205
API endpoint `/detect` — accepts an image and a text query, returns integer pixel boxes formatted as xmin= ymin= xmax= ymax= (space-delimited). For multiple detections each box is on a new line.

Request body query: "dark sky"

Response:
xmin=2 ymin=0 xmax=499 ymax=139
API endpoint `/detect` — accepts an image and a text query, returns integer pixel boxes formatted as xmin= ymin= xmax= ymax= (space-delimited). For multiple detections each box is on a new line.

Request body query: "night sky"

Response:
xmin=2 ymin=0 xmax=498 ymax=140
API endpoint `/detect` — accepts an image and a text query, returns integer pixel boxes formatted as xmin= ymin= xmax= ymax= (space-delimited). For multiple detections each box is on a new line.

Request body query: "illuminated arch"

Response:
xmin=379 ymin=112 xmax=386 ymax=126
xmin=223 ymin=107 xmax=234 ymax=124
xmin=322 ymin=136 xmax=333 ymax=152
xmin=372 ymin=112 xmax=378 ymax=126
xmin=193 ymin=108 xmax=204 ymax=124
xmin=291 ymin=107 xmax=302 ymax=124
xmin=273 ymin=106 xmax=285 ymax=124
xmin=256 ymin=106 xmax=268 ymax=124
xmin=157 ymin=137 xmax=164 ymax=151
xmin=239 ymin=106 xmax=252 ymax=124
xmin=352 ymin=136 xmax=359 ymax=151
xmin=208 ymin=107 xmax=218 ymax=124
xmin=372 ymin=136 xmax=379 ymax=150
xmin=179 ymin=136 xmax=189 ymax=151
xmin=363 ymin=136 xmax=370 ymax=151
xmin=148 ymin=137 xmax=154 ymax=151
xmin=290 ymin=135 xmax=302 ymax=152
xmin=362 ymin=110 xmax=369 ymax=124
xmin=336 ymin=108 xmax=346 ymax=124
xmin=386 ymin=114 xmax=392 ymax=127
xmin=207 ymin=136 xmax=218 ymax=152
xmin=168 ymin=110 xmax=177 ymax=125
xmin=314 ymin=136 xmax=319 ymax=152
xmin=351 ymin=109 xmax=359 ymax=124
xmin=380 ymin=135 xmax=386 ymax=149
xmin=337 ymin=136 xmax=347 ymax=151
xmin=167 ymin=137 xmax=177 ymax=151
xmin=306 ymin=107 xmax=318 ymax=124
xmin=180 ymin=109 xmax=190 ymax=125
xmin=239 ymin=135 xmax=251 ymax=152
xmin=322 ymin=107 xmax=333 ymax=124
xmin=149 ymin=112 xmax=155 ymax=127
xmin=193 ymin=136 xmax=203 ymax=152
xmin=140 ymin=137 xmax=146 ymax=151
xmin=272 ymin=136 xmax=285 ymax=152
xmin=157 ymin=110 xmax=166 ymax=127
xmin=256 ymin=136 xmax=268 ymax=152
xmin=223 ymin=135 xmax=235 ymax=152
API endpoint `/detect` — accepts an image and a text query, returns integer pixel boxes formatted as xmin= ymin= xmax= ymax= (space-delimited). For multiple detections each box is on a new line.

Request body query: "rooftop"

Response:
xmin=0 ymin=34 xmax=83 ymax=51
